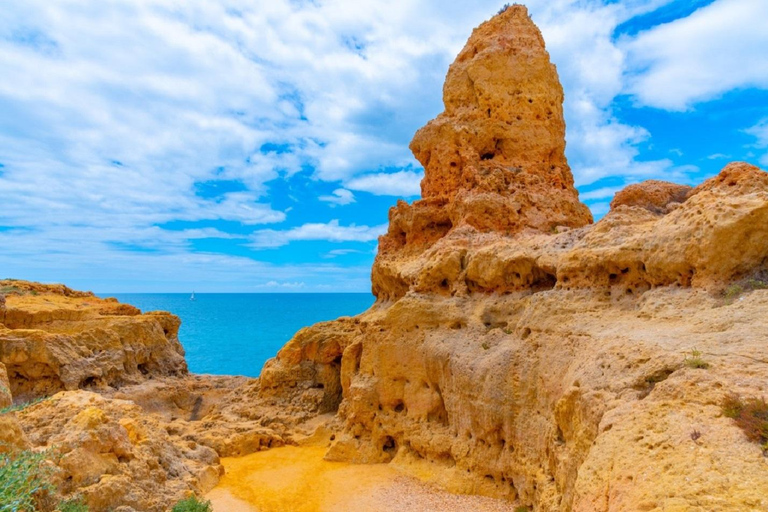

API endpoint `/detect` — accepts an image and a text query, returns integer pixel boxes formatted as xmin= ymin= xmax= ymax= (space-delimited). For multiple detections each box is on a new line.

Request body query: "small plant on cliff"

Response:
xmin=58 ymin=498 xmax=89 ymax=512
xmin=722 ymin=273 xmax=768 ymax=305
xmin=172 ymin=496 xmax=212 ymax=512
xmin=498 ymin=3 xmax=511 ymax=14
xmin=684 ymin=349 xmax=709 ymax=370
xmin=722 ymin=394 xmax=768 ymax=453
xmin=723 ymin=284 xmax=744 ymax=304
xmin=515 ymin=507 xmax=530 ymax=512
xmin=0 ymin=397 xmax=47 ymax=416
xmin=0 ymin=445 xmax=54 ymax=512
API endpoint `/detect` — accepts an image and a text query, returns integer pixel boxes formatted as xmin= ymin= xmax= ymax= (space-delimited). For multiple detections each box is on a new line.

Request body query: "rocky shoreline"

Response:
xmin=3 ymin=4 xmax=768 ymax=511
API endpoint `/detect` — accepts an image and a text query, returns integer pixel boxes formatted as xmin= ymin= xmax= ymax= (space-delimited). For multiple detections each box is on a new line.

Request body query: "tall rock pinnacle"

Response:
xmin=375 ymin=5 xmax=591 ymax=276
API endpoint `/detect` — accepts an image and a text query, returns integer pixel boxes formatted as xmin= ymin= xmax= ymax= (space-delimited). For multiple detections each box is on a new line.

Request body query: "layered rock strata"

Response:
xmin=260 ymin=5 xmax=768 ymax=511
xmin=0 ymin=280 xmax=186 ymax=401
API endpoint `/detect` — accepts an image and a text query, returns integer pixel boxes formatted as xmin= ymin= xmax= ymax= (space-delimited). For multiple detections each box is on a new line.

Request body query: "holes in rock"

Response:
xmin=137 ymin=364 xmax=149 ymax=376
xmin=481 ymin=152 xmax=495 ymax=160
xmin=450 ymin=162 xmax=457 ymax=167
xmin=393 ymin=401 xmax=405 ymax=414
xmin=636 ymin=367 xmax=676 ymax=399
xmin=555 ymin=426 xmax=565 ymax=445
xmin=528 ymin=98 xmax=533 ymax=103
xmin=521 ymin=327 xmax=532 ymax=340
xmin=381 ymin=436 xmax=397 ymax=457
xmin=449 ymin=321 xmax=463 ymax=330
xmin=82 ymin=376 xmax=97 ymax=387
xmin=440 ymin=279 xmax=449 ymax=290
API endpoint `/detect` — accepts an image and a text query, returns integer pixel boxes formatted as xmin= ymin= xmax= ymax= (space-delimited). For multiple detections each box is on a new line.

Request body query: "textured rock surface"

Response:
xmin=17 ymin=391 xmax=223 ymax=512
xmin=609 ymin=179 xmax=691 ymax=214
xmin=4 ymin=5 xmax=768 ymax=512
xmin=372 ymin=6 xmax=591 ymax=301
xmin=0 ymin=280 xmax=187 ymax=401
xmin=259 ymin=5 xmax=768 ymax=511
xmin=0 ymin=282 xmax=319 ymax=511
xmin=0 ymin=361 xmax=11 ymax=408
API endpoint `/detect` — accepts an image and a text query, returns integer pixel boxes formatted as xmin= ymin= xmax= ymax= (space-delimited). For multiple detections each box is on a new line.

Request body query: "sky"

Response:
xmin=1 ymin=0 xmax=767 ymax=293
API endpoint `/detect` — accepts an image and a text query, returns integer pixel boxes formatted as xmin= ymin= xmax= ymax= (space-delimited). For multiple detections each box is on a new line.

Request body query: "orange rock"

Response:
xmin=0 ymin=280 xmax=187 ymax=400
xmin=609 ymin=180 xmax=692 ymax=214
xmin=259 ymin=7 xmax=768 ymax=512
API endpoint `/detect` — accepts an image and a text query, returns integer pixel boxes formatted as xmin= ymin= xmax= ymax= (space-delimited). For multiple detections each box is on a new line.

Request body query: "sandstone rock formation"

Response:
xmin=259 ymin=5 xmax=768 ymax=511
xmin=0 ymin=281 xmax=319 ymax=511
xmin=609 ymin=179 xmax=691 ymax=214
xmin=0 ymin=280 xmax=187 ymax=401
xmin=4 ymin=5 xmax=768 ymax=512
xmin=373 ymin=7 xmax=592 ymax=303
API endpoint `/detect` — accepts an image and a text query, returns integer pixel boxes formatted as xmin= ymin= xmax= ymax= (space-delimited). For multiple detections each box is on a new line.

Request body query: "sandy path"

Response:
xmin=207 ymin=443 xmax=519 ymax=512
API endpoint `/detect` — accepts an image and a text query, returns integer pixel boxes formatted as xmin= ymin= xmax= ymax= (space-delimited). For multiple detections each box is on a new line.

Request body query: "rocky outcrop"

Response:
xmin=17 ymin=391 xmax=222 ymax=512
xmin=0 ymin=361 xmax=11 ymax=409
xmin=609 ymin=179 xmax=691 ymax=214
xmin=0 ymin=281 xmax=322 ymax=511
xmin=0 ymin=280 xmax=187 ymax=401
xmin=260 ymin=5 xmax=768 ymax=511
xmin=4 ymin=5 xmax=768 ymax=512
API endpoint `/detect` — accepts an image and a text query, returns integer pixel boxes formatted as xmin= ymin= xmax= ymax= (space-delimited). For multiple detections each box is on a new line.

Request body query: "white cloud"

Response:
xmin=706 ymin=153 xmax=731 ymax=160
xmin=319 ymin=188 xmax=356 ymax=206
xmin=579 ymin=186 xmax=622 ymax=201
xmin=622 ymin=0 xmax=768 ymax=110
xmin=745 ymin=119 xmax=768 ymax=148
xmin=256 ymin=281 xmax=306 ymax=289
xmin=323 ymin=249 xmax=364 ymax=258
xmin=745 ymin=118 xmax=768 ymax=167
xmin=2 ymin=0 xmax=764 ymax=290
xmin=535 ymin=0 xmax=679 ymax=185
xmin=345 ymin=170 xmax=422 ymax=197
xmin=249 ymin=220 xmax=387 ymax=249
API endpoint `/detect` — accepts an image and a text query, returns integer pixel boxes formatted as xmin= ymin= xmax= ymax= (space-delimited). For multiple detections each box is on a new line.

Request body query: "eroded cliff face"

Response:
xmin=0 ymin=280 xmax=187 ymax=401
xmin=4 ymin=5 xmax=768 ymax=512
xmin=260 ymin=5 xmax=768 ymax=511
xmin=0 ymin=281 xmax=315 ymax=512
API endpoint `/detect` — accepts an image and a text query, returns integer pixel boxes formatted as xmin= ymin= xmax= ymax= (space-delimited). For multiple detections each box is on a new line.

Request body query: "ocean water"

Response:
xmin=109 ymin=293 xmax=374 ymax=377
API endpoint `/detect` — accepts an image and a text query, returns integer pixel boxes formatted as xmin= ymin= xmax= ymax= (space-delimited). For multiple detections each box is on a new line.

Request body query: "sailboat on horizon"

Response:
xmin=190 ymin=291 xmax=196 ymax=301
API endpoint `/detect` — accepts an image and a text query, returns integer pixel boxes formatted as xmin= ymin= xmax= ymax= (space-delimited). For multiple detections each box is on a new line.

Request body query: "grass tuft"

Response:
xmin=722 ymin=274 xmax=768 ymax=305
xmin=684 ymin=349 xmax=709 ymax=370
xmin=0 ymin=397 xmax=47 ymax=416
xmin=59 ymin=498 xmax=89 ymax=512
xmin=722 ymin=394 xmax=768 ymax=452
xmin=0 ymin=445 xmax=54 ymax=512
xmin=172 ymin=496 xmax=212 ymax=512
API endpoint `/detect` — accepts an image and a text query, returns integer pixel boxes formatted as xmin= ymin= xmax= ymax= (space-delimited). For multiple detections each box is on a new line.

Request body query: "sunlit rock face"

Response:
xmin=5 ymin=4 xmax=768 ymax=512
xmin=260 ymin=5 xmax=768 ymax=511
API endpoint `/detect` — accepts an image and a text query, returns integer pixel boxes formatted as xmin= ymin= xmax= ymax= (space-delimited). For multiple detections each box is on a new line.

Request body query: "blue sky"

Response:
xmin=0 ymin=0 xmax=767 ymax=293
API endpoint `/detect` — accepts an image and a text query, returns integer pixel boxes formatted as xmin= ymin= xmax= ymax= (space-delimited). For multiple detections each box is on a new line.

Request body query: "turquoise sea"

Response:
xmin=109 ymin=293 xmax=374 ymax=378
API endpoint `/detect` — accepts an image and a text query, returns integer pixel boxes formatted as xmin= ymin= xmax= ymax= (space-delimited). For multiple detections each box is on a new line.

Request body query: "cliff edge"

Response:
xmin=260 ymin=5 xmax=768 ymax=511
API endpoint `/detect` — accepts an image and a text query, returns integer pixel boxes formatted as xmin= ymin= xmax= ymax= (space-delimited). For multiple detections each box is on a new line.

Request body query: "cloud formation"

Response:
xmin=249 ymin=220 xmax=387 ymax=249
xmin=0 ymin=0 xmax=766 ymax=290
xmin=623 ymin=0 xmax=768 ymax=110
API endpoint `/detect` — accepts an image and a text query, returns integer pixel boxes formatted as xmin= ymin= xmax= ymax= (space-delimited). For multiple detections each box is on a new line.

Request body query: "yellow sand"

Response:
xmin=208 ymin=444 xmax=398 ymax=512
